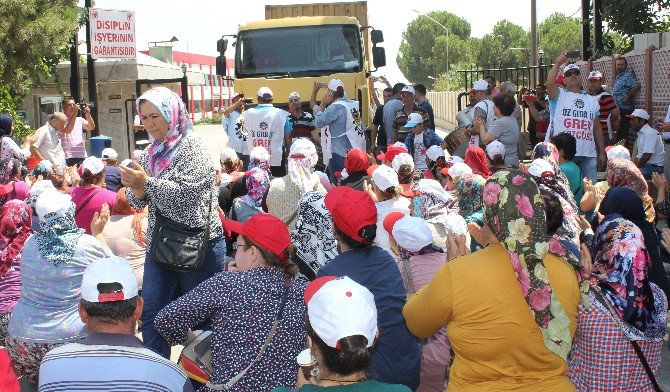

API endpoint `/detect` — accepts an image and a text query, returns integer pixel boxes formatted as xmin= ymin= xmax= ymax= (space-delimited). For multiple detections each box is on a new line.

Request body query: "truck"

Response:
xmin=215 ymin=1 xmax=386 ymax=130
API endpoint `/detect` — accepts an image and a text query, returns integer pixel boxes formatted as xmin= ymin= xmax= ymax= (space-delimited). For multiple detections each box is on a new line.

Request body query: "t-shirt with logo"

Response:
xmin=547 ymin=89 xmax=600 ymax=158
xmin=413 ymin=133 xmax=428 ymax=170
xmin=284 ymin=111 xmax=315 ymax=140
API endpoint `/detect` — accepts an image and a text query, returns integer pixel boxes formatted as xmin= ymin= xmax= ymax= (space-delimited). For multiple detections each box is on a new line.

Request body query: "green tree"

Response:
xmin=0 ymin=0 xmax=79 ymax=136
xmin=476 ymin=20 xmax=529 ymax=68
xmin=602 ymin=0 xmax=670 ymax=37
xmin=397 ymin=11 xmax=472 ymax=88
xmin=537 ymin=13 xmax=581 ymax=64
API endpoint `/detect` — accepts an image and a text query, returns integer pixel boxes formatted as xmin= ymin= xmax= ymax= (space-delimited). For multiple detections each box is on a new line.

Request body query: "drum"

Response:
xmin=444 ymin=126 xmax=470 ymax=155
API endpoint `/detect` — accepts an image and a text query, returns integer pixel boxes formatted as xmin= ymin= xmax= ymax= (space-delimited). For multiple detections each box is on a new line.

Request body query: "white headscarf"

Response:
xmin=287 ymin=139 xmax=319 ymax=195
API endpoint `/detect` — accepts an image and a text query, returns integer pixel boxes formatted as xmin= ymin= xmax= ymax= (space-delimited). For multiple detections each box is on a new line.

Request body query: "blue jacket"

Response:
xmin=403 ymin=129 xmax=443 ymax=157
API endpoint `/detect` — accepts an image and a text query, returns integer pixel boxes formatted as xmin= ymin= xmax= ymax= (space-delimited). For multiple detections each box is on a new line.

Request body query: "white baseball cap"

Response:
xmin=563 ymin=63 xmax=581 ymax=76
xmin=472 ymin=80 xmax=489 ymax=91
xmin=606 ymin=145 xmax=631 ymax=160
xmin=81 ymin=156 xmax=105 ymax=175
xmin=426 ymin=145 xmax=445 ymax=162
xmin=528 ymin=158 xmax=555 ymax=178
xmin=391 ymin=153 xmax=414 ymax=173
xmin=257 ymin=86 xmax=273 ymax=98
xmin=587 ymin=70 xmax=603 ymax=80
xmin=249 ymin=146 xmax=270 ymax=162
xmin=415 ymin=179 xmax=450 ymax=202
xmin=288 ymin=91 xmax=301 ymax=101
xmin=485 ymin=140 xmax=506 ymax=159
xmin=101 ymin=148 xmax=118 ymax=160
xmin=220 ymin=147 xmax=238 ymax=162
xmin=327 ymin=79 xmax=344 ymax=92
xmin=389 ymin=215 xmax=433 ymax=252
xmin=305 ymin=276 xmax=378 ymax=348
xmin=372 ymin=164 xmax=399 ymax=191
xmin=81 ymin=256 xmax=139 ymax=303
xmin=626 ymin=108 xmax=650 ymax=121
xmin=401 ymin=85 xmax=415 ymax=94
xmin=36 ymin=190 xmax=73 ymax=223
xmin=404 ymin=112 xmax=423 ymax=128
xmin=447 ymin=162 xmax=472 ymax=178
xmin=289 ymin=138 xmax=316 ymax=158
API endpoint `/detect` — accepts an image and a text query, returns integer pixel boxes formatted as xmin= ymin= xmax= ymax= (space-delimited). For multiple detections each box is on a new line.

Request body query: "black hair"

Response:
xmin=392 ymin=83 xmax=406 ymax=96
xmin=334 ymin=224 xmax=376 ymax=250
xmin=305 ymin=317 xmax=372 ymax=376
xmin=258 ymin=96 xmax=273 ymax=104
xmin=617 ymin=57 xmax=628 ymax=66
xmin=536 ymin=83 xmax=546 ymax=90
xmin=484 ymin=75 xmax=496 ymax=82
xmin=414 ymin=84 xmax=427 ymax=96
xmin=488 ymin=153 xmax=505 ymax=166
xmin=333 ymin=90 xmax=345 ymax=99
xmin=540 ymin=189 xmax=564 ymax=236
xmin=551 ymin=133 xmax=577 ymax=161
xmin=383 ymin=87 xmax=393 ymax=93
xmin=80 ymin=282 xmax=139 ymax=324
xmin=492 ymin=94 xmax=515 ymax=116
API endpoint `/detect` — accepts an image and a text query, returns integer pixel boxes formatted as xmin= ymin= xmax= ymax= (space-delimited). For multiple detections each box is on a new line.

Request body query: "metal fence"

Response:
xmin=425 ymin=91 xmax=461 ymax=128
xmin=457 ymin=64 xmax=554 ymax=92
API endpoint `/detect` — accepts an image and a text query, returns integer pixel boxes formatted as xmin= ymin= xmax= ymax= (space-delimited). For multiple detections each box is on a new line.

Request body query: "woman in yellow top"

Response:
xmin=403 ymin=170 xmax=588 ymax=391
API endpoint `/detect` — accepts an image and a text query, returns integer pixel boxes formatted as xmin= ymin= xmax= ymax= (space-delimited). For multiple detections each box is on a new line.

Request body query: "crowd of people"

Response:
xmin=0 ymin=49 xmax=668 ymax=392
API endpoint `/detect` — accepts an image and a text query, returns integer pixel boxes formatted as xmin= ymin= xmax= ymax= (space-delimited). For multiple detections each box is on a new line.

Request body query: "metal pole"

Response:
xmin=85 ymin=0 xmax=99 ymax=136
xmin=581 ymin=0 xmax=592 ymax=60
xmin=69 ymin=34 xmax=80 ymax=103
xmin=530 ymin=0 xmax=538 ymax=86
xmin=593 ymin=0 xmax=603 ymax=56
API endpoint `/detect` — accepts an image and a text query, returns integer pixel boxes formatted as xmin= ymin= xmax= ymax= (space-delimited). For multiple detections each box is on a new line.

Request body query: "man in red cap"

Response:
xmin=320 ymin=186 xmax=421 ymax=390
xmin=339 ymin=148 xmax=372 ymax=191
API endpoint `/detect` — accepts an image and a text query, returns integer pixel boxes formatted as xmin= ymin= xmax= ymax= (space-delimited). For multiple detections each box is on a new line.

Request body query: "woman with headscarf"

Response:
xmin=369 ymin=165 xmax=411 ymax=253
xmin=218 ymin=147 xmax=247 ymax=217
xmin=411 ymin=179 xmax=467 ymax=252
xmin=231 ymin=167 xmax=270 ymax=223
xmin=0 ymin=159 xmax=29 ymax=206
xmin=0 ymin=200 xmax=32 ymax=345
xmin=248 ymin=145 xmax=271 ymax=175
xmin=99 ymin=187 xmax=148 ymax=290
xmin=531 ymin=142 xmax=573 ymax=190
xmin=6 ymin=191 xmax=106 ymax=383
xmin=339 ymin=148 xmax=371 ymax=191
xmin=454 ymin=173 xmax=485 ymax=252
xmin=568 ymin=216 xmax=667 ymax=391
xmin=267 ymin=139 xmax=326 ymax=230
xmin=404 ymin=170 xmax=584 ymax=391
xmin=606 ymin=158 xmax=655 ymax=222
xmin=464 ymin=146 xmax=492 ymax=178
xmin=599 ymin=187 xmax=670 ymax=300
xmin=0 ymin=115 xmax=31 ymax=162
xmin=118 ymin=87 xmax=225 ymax=359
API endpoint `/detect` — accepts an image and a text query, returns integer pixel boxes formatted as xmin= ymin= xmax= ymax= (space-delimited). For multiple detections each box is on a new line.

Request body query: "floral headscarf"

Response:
xmin=137 ymin=87 xmax=193 ymax=177
xmin=242 ymin=167 xmax=269 ymax=210
xmin=35 ymin=199 xmax=85 ymax=266
xmin=464 ymin=146 xmax=492 ymax=178
xmin=531 ymin=142 xmax=572 ymax=196
xmin=288 ymin=140 xmax=319 ymax=195
xmin=483 ymin=170 xmax=574 ymax=360
xmin=0 ymin=200 xmax=32 ymax=277
xmin=0 ymin=159 xmax=21 ymax=207
xmin=248 ymin=146 xmax=271 ymax=175
xmin=606 ymin=158 xmax=654 ymax=222
xmin=454 ymin=173 xmax=485 ymax=217
xmin=592 ymin=215 xmax=665 ymax=335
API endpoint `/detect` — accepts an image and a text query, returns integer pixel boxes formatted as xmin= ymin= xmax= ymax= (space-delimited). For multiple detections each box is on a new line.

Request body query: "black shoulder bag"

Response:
xmin=150 ymin=183 xmax=213 ymax=272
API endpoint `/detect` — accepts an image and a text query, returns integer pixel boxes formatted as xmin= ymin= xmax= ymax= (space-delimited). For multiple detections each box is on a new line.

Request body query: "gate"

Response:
xmin=457 ymin=64 xmax=554 ymax=93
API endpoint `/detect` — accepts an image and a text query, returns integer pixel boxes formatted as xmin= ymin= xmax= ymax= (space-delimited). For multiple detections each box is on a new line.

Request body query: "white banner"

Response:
xmin=89 ymin=8 xmax=136 ymax=60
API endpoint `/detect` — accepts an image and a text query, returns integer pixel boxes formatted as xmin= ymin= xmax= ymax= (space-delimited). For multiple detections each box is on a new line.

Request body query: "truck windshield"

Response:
xmin=236 ymin=24 xmax=362 ymax=77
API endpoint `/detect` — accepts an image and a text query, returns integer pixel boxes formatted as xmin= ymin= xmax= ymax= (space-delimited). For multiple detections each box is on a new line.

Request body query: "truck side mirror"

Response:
xmin=371 ymin=30 xmax=384 ymax=44
xmin=373 ymin=47 xmax=386 ymax=69
xmin=216 ymin=56 xmax=227 ymax=77
xmin=217 ymin=38 xmax=228 ymax=53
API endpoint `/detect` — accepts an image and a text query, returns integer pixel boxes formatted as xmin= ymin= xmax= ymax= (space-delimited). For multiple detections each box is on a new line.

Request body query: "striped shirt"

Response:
xmin=596 ymin=91 xmax=617 ymax=135
xmin=58 ymin=117 xmax=88 ymax=159
xmin=39 ymin=332 xmax=194 ymax=392
xmin=284 ymin=111 xmax=315 ymax=139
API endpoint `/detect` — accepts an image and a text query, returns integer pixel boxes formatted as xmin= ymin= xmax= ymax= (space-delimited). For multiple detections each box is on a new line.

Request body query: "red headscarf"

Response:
xmin=0 ymin=200 xmax=32 ymax=277
xmin=464 ymin=146 xmax=492 ymax=178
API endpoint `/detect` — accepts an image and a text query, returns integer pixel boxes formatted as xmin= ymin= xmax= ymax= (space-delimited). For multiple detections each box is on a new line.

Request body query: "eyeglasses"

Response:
xmin=564 ymin=71 xmax=580 ymax=77
xmin=232 ymin=242 xmax=252 ymax=252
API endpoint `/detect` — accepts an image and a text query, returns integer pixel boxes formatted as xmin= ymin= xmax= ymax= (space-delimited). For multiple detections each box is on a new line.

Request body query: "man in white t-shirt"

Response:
xmin=466 ymin=80 xmax=496 ymax=148
xmin=31 ymin=112 xmax=68 ymax=169
xmin=223 ymin=93 xmax=250 ymax=168
xmin=60 ymin=96 xmax=95 ymax=167
xmin=629 ymin=109 xmax=664 ymax=179
xmin=546 ymin=53 xmax=605 ymax=183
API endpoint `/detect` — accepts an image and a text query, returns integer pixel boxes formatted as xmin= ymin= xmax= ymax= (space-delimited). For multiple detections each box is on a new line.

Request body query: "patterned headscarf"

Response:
xmin=454 ymin=173 xmax=485 ymax=217
xmin=242 ymin=167 xmax=270 ymax=210
xmin=483 ymin=170 xmax=574 ymax=360
xmin=291 ymin=191 xmax=338 ymax=278
xmin=0 ymin=200 xmax=32 ymax=277
xmin=137 ymin=87 xmax=193 ymax=177
xmin=531 ymin=142 xmax=572 ymax=196
xmin=287 ymin=140 xmax=319 ymax=195
xmin=248 ymin=146 xmax=271 ymax=175
xmin=464 ymin=146 xmax=492 ymax=178
xmin=0 ymin=115 xmax=13 ymax=137
xmin=606 ymin=158 xmax=654 ymax=222
xmin=0 ymin=159 xmax=21 ymax=207
xmin=592 ymin=215 xmax=665 ymax=334
xmin=35 ymin=199 xmax=85 ymax=266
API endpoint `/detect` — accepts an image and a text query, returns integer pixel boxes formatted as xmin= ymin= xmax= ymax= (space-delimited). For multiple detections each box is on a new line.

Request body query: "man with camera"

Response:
xmin=60 ymin=96 xmax=96 ymax=167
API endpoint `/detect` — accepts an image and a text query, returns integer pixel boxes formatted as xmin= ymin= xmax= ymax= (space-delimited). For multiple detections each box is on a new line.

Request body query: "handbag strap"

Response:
xmin=591 ymin=286 xmax=664 ymax=392
xmin=206 ymin=277 xmax=291 ymax=391
xmin=75 ymin=188 xmax=102 ymax=216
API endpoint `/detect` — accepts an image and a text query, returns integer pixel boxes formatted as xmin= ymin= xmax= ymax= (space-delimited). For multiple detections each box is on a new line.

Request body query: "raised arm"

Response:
xmin=547 ymin=52 xmax=567 ymax=101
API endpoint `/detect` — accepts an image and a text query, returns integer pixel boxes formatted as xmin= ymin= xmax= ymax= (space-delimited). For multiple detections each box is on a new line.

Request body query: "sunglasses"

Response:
xmin=564 ymin=71 xmax=580 ymax=77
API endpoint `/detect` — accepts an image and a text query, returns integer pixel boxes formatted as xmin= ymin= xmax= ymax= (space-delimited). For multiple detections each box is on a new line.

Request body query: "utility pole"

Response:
xmin=581 ymin=0 xmax=592 ymax=60
xmin=530 ymin=0 xmax=538 ymax=85
xmin=69 ymin=33 xmax=80 ymax=104
xmin=593 ymin=0 xmax=603 ymax=56
xmin=85 ymin=0 xmax=99 ymax=136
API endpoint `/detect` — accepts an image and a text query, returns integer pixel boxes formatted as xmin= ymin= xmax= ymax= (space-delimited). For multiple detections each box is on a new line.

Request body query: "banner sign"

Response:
xmin=90 ymin=8 xmax=136 ymax=59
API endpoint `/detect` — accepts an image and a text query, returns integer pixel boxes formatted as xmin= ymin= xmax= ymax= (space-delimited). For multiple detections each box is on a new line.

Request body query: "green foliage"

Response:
xmin=194 ymin=113 xmax=224 ymax=125
xmin=0 ymin=86 xmax=33 ymax=142
xmin=476 ymin=20 xmax=529 ymax=69
xmin=538 ymin=13 xmax=581 ymax=64
xmin=602 ymin=0 xmax=670 ymax=37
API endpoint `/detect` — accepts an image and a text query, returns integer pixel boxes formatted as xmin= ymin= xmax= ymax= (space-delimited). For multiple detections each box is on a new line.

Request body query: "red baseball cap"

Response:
xmin=377 ymin=145 xmax=407 ymax=162
xmin=344 ymin=148 xmax=370 ymax=174
xmin=225 ymin=214 xmax=292 ymax=261
xmin=325 ymin=186 xmax=377 ymax=243
xmin=383 ymin=211 xmax=406 ymax=236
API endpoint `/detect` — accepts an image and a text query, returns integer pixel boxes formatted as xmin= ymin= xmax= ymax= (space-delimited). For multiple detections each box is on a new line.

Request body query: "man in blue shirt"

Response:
xmin=612 ymin=57 xmax=641 ymax=149
xmin=414 ymin=83 xmax=435 ymax=130
xmin=382 ymin=83 xmax=406 ymax=144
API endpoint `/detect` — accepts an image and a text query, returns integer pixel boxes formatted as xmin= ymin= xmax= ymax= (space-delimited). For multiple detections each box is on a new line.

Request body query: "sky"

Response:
xmin=82 ymin=0 xmax=582 ymax=83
